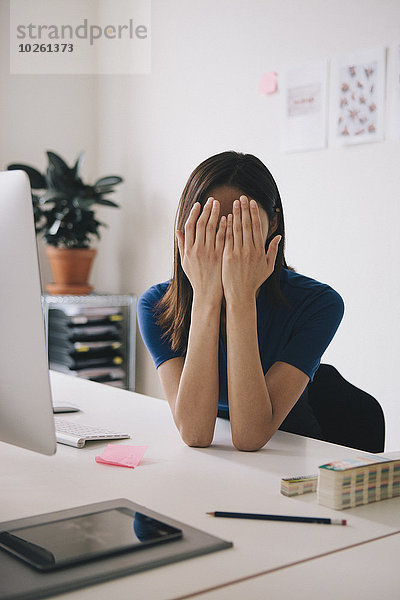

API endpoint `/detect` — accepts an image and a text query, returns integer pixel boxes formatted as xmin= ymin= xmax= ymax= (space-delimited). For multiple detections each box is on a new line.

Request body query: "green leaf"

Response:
xmin=72 ymin=197 xmax=95 ymax=209
xmin=46 ymin=151 xmax=71 ymax=175
xmin=72 ymin=151 xmax=85 ymax=179
xmin=48 ymin=219 xmax=62 ymax=235
xmin=94 ymin=185 xmax=117 ymax=194
xmin=7 ymin=164 xmax=46 ymax=189
xmin=95 ymin=198 xmax=120 ymax=208
xmin=94 ymin=175 xmax=123 ymax=187
xmin=40 ymin=190 xmax=69 ymax=203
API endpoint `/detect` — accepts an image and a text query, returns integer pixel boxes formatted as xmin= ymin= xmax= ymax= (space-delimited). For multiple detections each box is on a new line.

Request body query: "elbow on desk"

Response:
xmin=230 ymin=416 xmax=275 ymax=452
xmin=232 ymin=434 xmax=270 ymax=452
xmin=178 ymin=424 xmax=272 ymax=451
xmin=182 ymin=436 xmax=213 ymax=448
xmin=179 ymin=428 xmax=213 ymax=449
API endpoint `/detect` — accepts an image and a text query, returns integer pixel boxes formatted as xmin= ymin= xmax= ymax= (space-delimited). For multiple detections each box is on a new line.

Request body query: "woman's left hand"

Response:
xmin=222 ymin=196 xmax=281 ymax=304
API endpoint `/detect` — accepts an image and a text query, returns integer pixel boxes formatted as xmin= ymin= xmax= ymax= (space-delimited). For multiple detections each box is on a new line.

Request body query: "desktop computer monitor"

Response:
xmin=0 ymin=169 xmax=56 ymax=455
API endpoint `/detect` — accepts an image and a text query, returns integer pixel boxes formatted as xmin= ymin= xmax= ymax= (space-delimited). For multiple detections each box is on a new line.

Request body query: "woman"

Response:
xmin=137 ymin=151 xmax=344 ymax=451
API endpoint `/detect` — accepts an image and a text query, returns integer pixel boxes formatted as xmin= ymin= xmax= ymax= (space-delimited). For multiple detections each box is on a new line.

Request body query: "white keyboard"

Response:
xmin=54 ymin=418 xmax=130 ymax=449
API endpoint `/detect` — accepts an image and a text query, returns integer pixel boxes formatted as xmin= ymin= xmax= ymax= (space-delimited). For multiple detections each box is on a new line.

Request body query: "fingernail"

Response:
xmin=207 ymin=197 xmax=213 ymax=204
xmin=233 ymin=199 xmax=240 ymax=208
xmin=240 ymin=195 xmax=248 ymax=204
xmin=250 ymin=199 xmax=257 ymax=209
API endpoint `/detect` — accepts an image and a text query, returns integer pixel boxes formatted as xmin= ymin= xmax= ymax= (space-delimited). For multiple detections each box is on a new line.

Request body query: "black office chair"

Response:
xmin=306 ymin=364 xmax=385 ymax=453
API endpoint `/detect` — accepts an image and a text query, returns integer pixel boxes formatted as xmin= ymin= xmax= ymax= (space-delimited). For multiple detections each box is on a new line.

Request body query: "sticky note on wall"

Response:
xmin=258 ymin=72 xmax=278 ymax=95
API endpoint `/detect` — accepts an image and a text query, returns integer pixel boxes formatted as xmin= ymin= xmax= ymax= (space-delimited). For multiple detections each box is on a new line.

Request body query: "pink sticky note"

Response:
xmin=258 ymin=72 xmax=278 ymax=95
xmin=95 ymin=444 xmax=147 ymax=468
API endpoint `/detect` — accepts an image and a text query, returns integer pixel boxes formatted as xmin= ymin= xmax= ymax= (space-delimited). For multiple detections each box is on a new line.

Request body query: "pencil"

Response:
xmin=207 ymin=511 xmax=347 ymax=525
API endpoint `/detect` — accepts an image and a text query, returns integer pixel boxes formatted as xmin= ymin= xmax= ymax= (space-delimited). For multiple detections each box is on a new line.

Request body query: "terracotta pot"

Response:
xmin=45 ymin=247 xmax=97 ymax=295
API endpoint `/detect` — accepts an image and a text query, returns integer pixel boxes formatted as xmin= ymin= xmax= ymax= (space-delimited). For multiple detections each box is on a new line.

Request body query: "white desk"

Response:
xmin=1 ymin=371 xmax=399 ymax=600
xmin=187 ymin=531 xmax=400 ymax=600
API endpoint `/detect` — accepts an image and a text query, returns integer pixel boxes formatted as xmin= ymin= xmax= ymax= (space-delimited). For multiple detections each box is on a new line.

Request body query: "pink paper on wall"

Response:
xmin=95 ymin=444 xmax=148 ymax=468
xmin=258 ymin=72 xmax=278 ymax=95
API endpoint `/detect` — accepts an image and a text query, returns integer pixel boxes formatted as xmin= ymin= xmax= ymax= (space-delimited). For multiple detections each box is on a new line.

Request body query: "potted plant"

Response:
xmin=7 ymin=151 xmax=123 ymax=294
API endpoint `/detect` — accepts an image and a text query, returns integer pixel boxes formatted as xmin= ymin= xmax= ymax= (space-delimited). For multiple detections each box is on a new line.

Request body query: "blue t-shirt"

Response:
xmin=137 ymin=269 xmax=344 ymax=439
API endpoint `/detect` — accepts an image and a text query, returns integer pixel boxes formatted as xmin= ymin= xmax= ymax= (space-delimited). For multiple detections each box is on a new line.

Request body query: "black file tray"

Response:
xmin=0 ymin=499 xmax=233 ymax=600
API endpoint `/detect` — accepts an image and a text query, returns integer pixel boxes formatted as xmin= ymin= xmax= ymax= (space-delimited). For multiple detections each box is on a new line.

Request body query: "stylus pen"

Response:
xmin=207 ymin=512 xmax=347 ymax=526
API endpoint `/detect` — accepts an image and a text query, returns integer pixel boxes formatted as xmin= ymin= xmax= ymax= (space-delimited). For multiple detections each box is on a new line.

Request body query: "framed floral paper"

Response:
xmin=330 ymin=47 xmax=386 ymax=145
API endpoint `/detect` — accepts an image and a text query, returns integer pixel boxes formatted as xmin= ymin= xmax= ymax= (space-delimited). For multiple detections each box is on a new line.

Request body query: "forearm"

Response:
xmin=226 ymin=297 xmax=273 ymax=451
xmin=174 ymin=295 xmax=221 ymax=446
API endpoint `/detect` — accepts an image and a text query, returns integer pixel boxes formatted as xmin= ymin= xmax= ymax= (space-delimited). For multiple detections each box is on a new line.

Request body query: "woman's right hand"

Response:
xmin=176 ymin=198 xmax=226 ymax=304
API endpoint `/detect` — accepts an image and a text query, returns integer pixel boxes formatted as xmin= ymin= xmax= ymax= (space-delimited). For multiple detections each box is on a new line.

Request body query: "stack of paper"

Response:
xmin=280 ymin=475 xmax=318 ymax=497
xmin=318 ymin=455 xmax=400 ymax=510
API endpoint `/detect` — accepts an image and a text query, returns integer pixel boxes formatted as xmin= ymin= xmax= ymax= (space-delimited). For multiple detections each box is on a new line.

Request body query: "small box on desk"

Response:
xmin=318 ymin=455 xmax=400 ymax=510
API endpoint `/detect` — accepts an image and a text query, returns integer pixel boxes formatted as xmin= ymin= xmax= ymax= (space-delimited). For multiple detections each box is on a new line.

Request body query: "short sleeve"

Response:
xmin=276 ymin=287 xmax=344 ymax=381
xmin=137 ymin=283 xmax=185 ymax=369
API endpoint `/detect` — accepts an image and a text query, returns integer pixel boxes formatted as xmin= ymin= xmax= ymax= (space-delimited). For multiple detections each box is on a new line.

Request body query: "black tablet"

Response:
xmin=0 ymin=507 xmax=182 ymax=571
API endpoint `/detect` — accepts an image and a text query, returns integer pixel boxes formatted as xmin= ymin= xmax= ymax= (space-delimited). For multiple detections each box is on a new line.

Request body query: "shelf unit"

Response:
xmin=42 ymin=293 xmax=136 ymax=391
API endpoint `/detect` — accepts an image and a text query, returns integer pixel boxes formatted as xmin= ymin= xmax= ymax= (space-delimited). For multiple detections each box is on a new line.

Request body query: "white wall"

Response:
xmin=2 ymin=0 xmax=399 ymax=450
xmin=96 ymin=0 xmax=400 ymax=450
xmin=0 ymin=0 xmax=97 ymax=285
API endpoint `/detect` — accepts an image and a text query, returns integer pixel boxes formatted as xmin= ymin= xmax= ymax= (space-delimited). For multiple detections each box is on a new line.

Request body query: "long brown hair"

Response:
xmin=156 ymin=151 xmax=289 ymax=352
